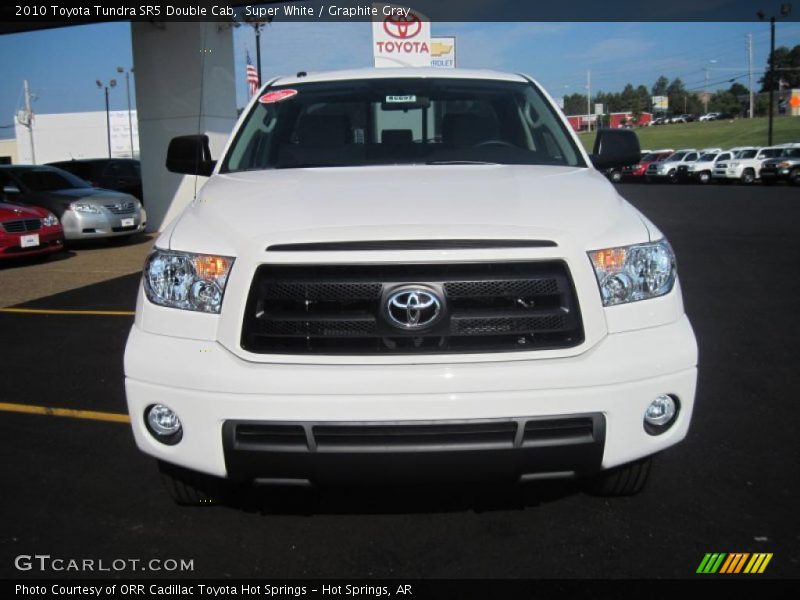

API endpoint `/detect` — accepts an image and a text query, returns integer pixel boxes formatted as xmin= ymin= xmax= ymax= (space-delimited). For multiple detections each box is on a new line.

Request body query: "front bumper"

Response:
xmin=0 ymin=228 xmax=64 ymax=258
xmin=759 ymin=167 xmax=792 ymax=181
xmin=125 ymin=315 xmax=698 ymax=482
xmin=60 ymin=207 xmax=146 ymax=240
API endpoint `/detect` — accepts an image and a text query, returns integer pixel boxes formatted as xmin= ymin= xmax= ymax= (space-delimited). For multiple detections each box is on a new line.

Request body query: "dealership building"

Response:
xmin=13 ymin=110 xmax=140 ymax=164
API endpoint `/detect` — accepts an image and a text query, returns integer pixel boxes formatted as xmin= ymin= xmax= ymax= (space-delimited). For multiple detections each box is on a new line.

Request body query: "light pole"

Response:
xmin=116 ymin=66 xmax=135 ymax=158
xmin=758 ymin=3 xmax=793 ymax=146
xmin=96 ymin=79 xmax=117 ymax=158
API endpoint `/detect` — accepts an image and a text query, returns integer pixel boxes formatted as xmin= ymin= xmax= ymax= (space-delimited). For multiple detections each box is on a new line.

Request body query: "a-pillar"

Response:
xmin=131 ymin=21 xmax=237 ymax=233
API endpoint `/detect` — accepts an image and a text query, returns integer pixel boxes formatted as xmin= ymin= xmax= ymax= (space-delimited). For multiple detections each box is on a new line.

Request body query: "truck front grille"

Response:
xmin=241 ymin=261 xmax=584 ymax=355
xmin=227 ymin=416 xmax=601 ymax=452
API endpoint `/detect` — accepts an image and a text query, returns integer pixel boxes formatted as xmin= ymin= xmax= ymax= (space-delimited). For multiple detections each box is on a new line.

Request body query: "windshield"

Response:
xmin=222 ymin=77 xmax=585 ymax=171
xmin=759 ymin=148 xmax=783 ymax=158
xmin=782 ymin=148 xmax=800 ymax=158
xmin=665 ymin=152 xmax=687 ymax=162
xmin=13 ymin=168 xmax=90 ymax=192
xmin=736 ymin=150 xmax=757 ymax=159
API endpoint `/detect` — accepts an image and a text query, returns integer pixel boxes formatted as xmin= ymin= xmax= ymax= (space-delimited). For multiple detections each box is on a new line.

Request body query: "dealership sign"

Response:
xmin=372 ymin=4 xmax=431 ymax=68
xmin=430 ymin=37 xmax=456 ymax=68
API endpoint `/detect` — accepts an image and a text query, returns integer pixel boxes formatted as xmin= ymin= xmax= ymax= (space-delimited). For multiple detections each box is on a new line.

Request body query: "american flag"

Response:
xmin=246 ymin=51 xmax=259 ymax=97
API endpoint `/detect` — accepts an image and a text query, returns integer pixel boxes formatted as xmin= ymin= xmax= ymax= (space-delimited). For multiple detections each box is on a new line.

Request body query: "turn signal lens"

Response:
xmin=194 ymin=255 xmax=232 ymax=280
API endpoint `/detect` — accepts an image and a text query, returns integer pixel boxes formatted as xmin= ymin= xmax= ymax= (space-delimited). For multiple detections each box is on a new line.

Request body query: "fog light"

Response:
xmin=644 ymin=394 xmax=678 ymax=435
xmin=145 ymin=404 xmax=183 ymax=445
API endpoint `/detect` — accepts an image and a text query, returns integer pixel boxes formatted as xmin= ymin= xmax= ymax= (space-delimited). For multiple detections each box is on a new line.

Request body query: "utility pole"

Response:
xmin=758 ymin=5 xmax=793 ymax=146
xmin=22 ymin=80 xmax=36 ymax=164
xmin=747 ymin=33 xmax=754 ymax=118
xmin=768 ymin=16 xmax=776 ymax=145
xmin=586 ymin=70 xmax=591 ymax=132
xmin=704 ymin=67 xmax=710 ymax=113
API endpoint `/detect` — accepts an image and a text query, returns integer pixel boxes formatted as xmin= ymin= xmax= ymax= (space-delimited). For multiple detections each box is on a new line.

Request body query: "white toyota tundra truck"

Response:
xmin=124 ymin=68 xmax=698 ymax=504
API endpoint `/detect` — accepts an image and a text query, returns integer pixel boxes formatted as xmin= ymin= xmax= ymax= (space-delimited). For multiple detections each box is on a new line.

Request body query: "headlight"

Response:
xmin=143 ymin=249 xmax=234 ymax=313
xmin=71 ymin=202 xmax=101 ymax=213
xmin=588 ymin=240 xmax=676 ymax=306
xmin=42 ymin=213 xmax=59 ymax=227
xmin=777 ymin=161 xmax=792 ymax=169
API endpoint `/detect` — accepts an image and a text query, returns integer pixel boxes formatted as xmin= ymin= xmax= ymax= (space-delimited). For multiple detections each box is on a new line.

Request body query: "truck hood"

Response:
xmin=168 ymin=164 xmax=651 ymax=255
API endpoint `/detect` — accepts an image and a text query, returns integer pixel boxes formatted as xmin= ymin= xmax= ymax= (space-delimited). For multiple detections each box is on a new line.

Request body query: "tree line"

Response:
xmin=562 ymin=43 xmax=799 ymax=117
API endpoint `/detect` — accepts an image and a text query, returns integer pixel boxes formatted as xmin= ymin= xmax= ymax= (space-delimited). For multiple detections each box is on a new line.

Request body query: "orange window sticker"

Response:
xmin=259 ymin=89 xmax=298 ymax=104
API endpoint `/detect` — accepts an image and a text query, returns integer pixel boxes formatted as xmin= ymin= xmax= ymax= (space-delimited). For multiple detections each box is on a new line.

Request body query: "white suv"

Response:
xmin=124 ymin=69 xmax=698 ymax=504
xmin=712 ymin=146 xmax=785 ymax=183
xmin=645 ymin=149 xmax=699 ymax=182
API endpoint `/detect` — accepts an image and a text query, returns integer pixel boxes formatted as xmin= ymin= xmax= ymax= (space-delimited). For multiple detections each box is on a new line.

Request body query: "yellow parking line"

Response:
xmin=0 ymin=402 xmax=130 ymax=424
xmin=0 ymin=308 xmax=135 ymax=316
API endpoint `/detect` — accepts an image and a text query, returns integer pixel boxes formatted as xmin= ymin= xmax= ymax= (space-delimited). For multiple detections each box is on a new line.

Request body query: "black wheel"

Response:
xmin=610 ymin=170 xmax=622 ymax=183
xmin=667 ymin=169 xmax=678 ymax=183
xmin=790 ymin=168 xmax=800 ymax=186
xmin=698 ymin=171 xmax=711 ymax=184
xmin=158 ymin=461 xmax=221 ymax=506
xmin=740 ymin=169 xmax=755 ymax=184
xmin=586 ymin=456 xmax=652 ymax=496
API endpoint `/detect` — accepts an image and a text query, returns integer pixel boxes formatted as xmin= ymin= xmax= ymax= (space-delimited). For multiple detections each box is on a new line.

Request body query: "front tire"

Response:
xmin=740 ymin=169 xmax=755 ymax=184
xmin=667 ymin=169 xmax=678 ymax=184
xmin=698 ymin=171 xmax=711 ymax=184
xmin=158 ymin=461 xmax=222 ymax=506
xmin=790 ymin=168 xmax=800 ymax=186
xmin=586 ymin=456 xmax=652 ymax=496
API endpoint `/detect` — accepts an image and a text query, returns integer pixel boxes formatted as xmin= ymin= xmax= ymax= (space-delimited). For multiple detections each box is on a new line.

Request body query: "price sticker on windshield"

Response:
xmin=386 ymin=95 xmax=417 ymax=103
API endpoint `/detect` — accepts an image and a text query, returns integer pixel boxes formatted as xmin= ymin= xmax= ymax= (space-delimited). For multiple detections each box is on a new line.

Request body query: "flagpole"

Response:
xmin=255 ymin=22 xmax=263 ymax=84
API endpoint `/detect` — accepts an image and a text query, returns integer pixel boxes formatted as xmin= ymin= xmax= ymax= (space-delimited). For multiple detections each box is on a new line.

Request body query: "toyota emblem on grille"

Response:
xmin=386 ymin=287 xmax=442 ymax=330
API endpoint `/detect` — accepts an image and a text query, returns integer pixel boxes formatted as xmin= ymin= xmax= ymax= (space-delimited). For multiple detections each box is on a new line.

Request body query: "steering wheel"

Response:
xmin=473 ymin=139 xmax=516 ymax=149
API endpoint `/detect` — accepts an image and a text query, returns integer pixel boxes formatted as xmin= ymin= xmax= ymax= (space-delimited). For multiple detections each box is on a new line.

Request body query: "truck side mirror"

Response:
xmin=590 ymin=129 xmax=641 ymax=170
xmin=166 ymin=134 xmax=216 ymax=176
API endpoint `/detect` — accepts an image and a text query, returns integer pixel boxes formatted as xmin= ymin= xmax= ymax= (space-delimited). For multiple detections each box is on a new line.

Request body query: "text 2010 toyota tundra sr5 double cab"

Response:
xmin=124 ymin=69 xmax=698 ymax=504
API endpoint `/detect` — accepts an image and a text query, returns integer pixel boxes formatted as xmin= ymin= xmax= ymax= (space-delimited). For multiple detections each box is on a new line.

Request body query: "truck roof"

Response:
xmin=271 ymin=67 xmax=530 ymax=86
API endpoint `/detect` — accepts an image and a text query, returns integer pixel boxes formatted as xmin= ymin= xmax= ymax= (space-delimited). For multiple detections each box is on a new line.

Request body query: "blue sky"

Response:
xmin=1 ymin=20 xmax=799 ymax=139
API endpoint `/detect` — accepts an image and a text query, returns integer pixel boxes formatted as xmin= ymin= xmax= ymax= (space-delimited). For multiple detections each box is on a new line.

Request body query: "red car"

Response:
xmin=621 ymin=149 xmax=674 ymax=179
xmin=0 ymin=200 xmax=65 ymax=260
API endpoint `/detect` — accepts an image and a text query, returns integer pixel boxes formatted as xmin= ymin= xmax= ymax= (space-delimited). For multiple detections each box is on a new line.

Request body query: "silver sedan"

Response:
xmin=0 ymin=165 xmax=146 ymax=241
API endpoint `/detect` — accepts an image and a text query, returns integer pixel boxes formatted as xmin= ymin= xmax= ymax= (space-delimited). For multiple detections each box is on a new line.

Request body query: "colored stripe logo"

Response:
xmin=697 ymin=553 xmax=773 ymax=574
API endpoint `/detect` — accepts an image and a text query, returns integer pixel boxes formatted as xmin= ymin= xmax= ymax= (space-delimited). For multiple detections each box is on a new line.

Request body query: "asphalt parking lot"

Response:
xmin=1 ymin=184 xmax=798 ymax=580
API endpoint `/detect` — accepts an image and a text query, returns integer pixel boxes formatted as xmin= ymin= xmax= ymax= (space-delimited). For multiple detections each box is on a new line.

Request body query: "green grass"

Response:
xmin=579 ymin=117 xmax=800 ymax=152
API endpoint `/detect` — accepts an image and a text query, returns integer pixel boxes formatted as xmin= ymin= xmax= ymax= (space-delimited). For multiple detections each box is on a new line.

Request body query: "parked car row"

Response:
xmin=605 ymin=143 xmax=800 ymax=185
xmin=0 ymin=162 xmax=146 ymax=261
xmin=649 ymin=112 xmax=735 ymax=126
